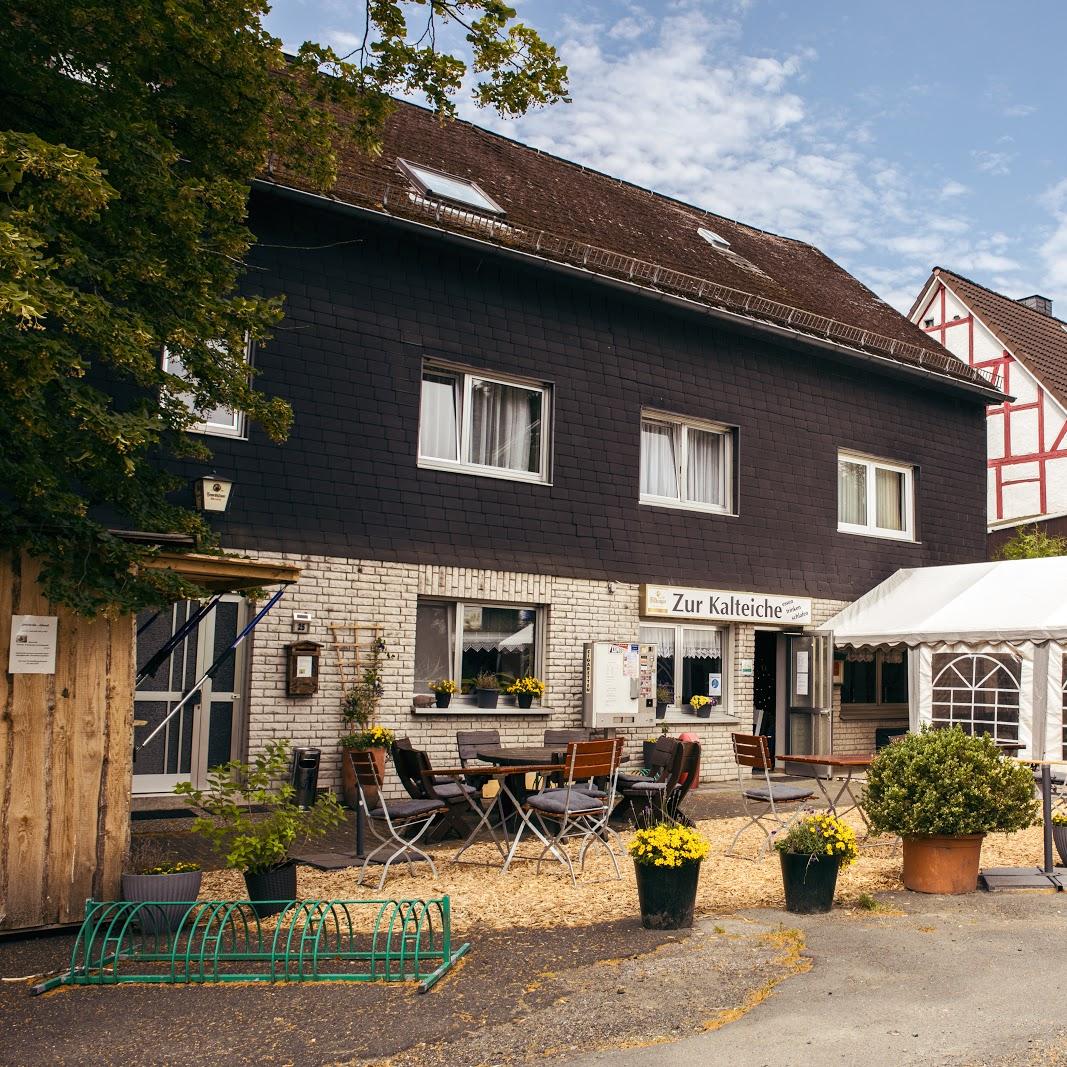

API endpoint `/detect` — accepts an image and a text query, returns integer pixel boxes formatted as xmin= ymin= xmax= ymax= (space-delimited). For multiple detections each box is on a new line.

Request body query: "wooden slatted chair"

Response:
xmin=502 ymin=738 xmax=625 ymax=884
xmin=456 ymin=729 xmax=500 ymax=791
xmin=725 ymin=733 xmax=815 ymax=859
xmin=348 ymin=749 xmax=445 ymax=891
xmin=614 ymin=736 xmax=684 ymax=820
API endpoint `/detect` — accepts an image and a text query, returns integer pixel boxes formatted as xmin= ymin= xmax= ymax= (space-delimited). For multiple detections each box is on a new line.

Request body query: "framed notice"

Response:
xmin=9 ymin=615 xmax=58 ymax=674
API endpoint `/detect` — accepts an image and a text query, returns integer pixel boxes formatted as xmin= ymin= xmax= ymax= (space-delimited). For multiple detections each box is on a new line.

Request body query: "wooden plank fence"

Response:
xmin=0 ymin=554 xmax=134 ymax=931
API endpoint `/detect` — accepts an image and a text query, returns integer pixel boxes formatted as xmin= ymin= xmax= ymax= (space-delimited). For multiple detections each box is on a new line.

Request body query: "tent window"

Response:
xmin=931 ymin=652 xmax=1020 ymax=744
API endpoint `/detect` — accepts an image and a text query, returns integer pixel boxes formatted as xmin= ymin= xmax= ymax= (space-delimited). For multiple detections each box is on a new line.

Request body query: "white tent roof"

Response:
xmin=825 ymin=556 xmax=1067 ymax=645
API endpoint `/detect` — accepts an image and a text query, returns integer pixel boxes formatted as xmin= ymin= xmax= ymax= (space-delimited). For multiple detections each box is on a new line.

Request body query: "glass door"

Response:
xmin=132 ymin=597 xmax=247 ymax=794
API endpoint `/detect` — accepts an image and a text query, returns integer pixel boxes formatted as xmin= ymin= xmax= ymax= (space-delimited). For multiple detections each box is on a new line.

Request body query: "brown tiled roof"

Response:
xmin=925 ymin=267 xmax=1067 ymax=408
xmin=264 ymin=99 xmax=998 ymax=395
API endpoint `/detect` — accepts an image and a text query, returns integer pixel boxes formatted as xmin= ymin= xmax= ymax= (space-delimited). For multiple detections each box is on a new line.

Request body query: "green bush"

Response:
xmin=863 ymin=727 xmax=1038 ymax=837
xmin=175 ymin=740 xmax=345 ymax=874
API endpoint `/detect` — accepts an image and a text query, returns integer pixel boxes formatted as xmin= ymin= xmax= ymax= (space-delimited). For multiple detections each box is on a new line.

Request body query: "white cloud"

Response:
xmin=1003 ymin=103 xmax=1037 ymax=118
xmin=972 ymin=148 xmax=1015 ymax=176
xmin=940 ymin=180 xmax=970 ymax=198
xmin=1038 ymin=179 xmax=1067 ymax=295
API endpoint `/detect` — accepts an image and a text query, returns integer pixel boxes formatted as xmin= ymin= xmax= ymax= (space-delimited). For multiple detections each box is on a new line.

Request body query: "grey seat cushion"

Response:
xmin=370 ymin=798 xmax=446 ymax=819
xmin=622 ymin=779 xmax=668 ymax=794
xmin=435 ymin=781 xmax=478 ymax=799
xmin=572 ymin=782 xmax=608 ymax=798
xmin=743 ymin=783 xmax=814 ymax=803
xmin=528 ymin=788 xmax=605 ymax=814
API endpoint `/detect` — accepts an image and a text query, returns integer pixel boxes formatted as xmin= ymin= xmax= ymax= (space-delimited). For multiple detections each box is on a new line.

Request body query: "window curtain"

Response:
xmin=640 ymin=422 xmax=678 ymax=497
xmin=838 ymin=460 xmax=867 ymax=524
xmin=686 ymin=428 xmax=723 ymax=505
xmin=420 ymin=372 xmax=459 ymax=460
xmin=470 ymin=380 xmax=540 ymax=472
xmin=640 ymin=625 xmax=676 ymax=659
xmin=683 ymin=628 xmax=721 ymax=659
xmin=875 ymin=468 xmax=904 ymax=530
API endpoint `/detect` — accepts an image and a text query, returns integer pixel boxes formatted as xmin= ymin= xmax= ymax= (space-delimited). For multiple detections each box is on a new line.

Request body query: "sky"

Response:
xmin=264 ymin=0 xmax=1067 ymax=314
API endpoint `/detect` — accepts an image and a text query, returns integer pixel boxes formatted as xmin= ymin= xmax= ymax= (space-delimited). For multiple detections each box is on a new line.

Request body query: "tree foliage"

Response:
xmin=0 ymin=0 xmax=566 ymax=615
xmin=995 ymin=524 xmax=1067 ymax=561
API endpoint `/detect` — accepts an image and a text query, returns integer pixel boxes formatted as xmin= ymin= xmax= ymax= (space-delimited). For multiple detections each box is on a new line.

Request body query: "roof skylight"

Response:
xmin=697 ymin=226 xmax=731 ymax=251
xmin=398 ymin=158 xmax=504 ymax=215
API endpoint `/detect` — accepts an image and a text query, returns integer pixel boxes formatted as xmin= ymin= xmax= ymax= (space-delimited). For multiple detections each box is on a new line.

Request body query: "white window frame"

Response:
xmin=416 ymin=599 xmax=545 ymax=702
xmin=639 ymin=621 xmax=730 ymax=722
xmin=839 ymin=648 xmax=909 ymax=720
xmin=397 ymin=158 xmax=505 ymax=215
xmin=837 ymin=450 xmax=915 ymax=541
xmin=639 ymin=410 xmax=734 ymax=515
xmin=162 ymin=339 xmax=249 ymax=440
xmin=418 ymin=362 xmax=552 ymax=484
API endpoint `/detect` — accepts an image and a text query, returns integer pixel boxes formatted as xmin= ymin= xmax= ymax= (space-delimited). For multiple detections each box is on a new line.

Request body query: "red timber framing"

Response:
xmin=914 ymin=281 xmax=1067 ymax=522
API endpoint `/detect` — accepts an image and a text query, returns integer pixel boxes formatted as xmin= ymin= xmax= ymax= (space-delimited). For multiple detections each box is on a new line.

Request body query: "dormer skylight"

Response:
xmin=398 ymin=158 xmax=504 ymax=215
xmin=697 ymin=226 xmax=731 ymax=251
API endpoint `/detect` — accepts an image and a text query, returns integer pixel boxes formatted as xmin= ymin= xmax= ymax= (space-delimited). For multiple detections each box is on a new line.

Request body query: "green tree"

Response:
xmin=0 ymin=1 xmax=567 ymax=615
xmin=995 ymin=525 xmax=1067 ymax=561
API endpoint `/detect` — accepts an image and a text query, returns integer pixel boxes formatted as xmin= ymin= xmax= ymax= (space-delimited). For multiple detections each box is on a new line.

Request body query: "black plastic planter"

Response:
xmin=655 ymin=702 xmax=667 ymax=720
xmin=779 ymin=852 xmax=839 ymax=914
xmin=634 ymin=860 xmax=701 ymax=929
xmin=476 ymin=689 xmax=499 ymax=709
xmin=435 ymin=692 xmax=452 ymax=708
xmin=516 ymin=693 xmax=534 ymax=709
xmin=244 ymin=861 xmax=297 ymax=916
xmin=121 ymin=870 xmax=202 ymax=934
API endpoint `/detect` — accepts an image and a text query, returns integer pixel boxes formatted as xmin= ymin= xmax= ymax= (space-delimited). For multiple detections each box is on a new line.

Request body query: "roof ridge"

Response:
xmin=935 ymin=265 xmax=1067 ymax=328
xmin=388 ymin=97 xmax=819 ymax=251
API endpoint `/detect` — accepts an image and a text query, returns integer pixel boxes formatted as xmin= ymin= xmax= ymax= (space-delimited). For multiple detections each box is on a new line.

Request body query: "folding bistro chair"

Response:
xmin=725 ymin=733 xmax=815 ymax=859
xmin=503 ymin=738 xmax=625 ymax=884
xmin=664 ymin=740 xmax=702 ymax=826
xmin=456 ymin=729 xmax=501 ymax=792
xmin=348 ymin=749 xmax=446 ymax=891
xmin=392 ymin=740 xmax=479 ymax=840
xmin=614 ymin=736 xmax=684 ymax=821
xmin=541 ymin=728 xmax=592 ymax=787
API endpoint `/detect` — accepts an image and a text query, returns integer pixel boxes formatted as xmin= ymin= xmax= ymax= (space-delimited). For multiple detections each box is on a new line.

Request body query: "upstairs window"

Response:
xmin=398 ymin=158 xmax=504 ymax=215
xmin=640 ymin=411 xmax=733 ymax=514
xmin=162 ymin=340 xmax=248 ymax=439
xmin=837 ymin=451 xmax=915 ymax=540
xmin=419 ymin=363 xmax=550 ymax=483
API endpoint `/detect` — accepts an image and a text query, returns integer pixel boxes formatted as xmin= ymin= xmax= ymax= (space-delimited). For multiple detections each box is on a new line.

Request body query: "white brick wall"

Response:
xmin=236 ymin=554 xmax=900 ymax=791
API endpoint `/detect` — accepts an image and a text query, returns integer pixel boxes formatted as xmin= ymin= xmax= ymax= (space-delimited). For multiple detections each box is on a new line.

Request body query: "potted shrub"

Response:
xmin=689 ymin=694 xmax=711 ymax=719
xmin=339 ymin=642 xmax=387 ymax=807
xmin=122 ymin=841 xmax=202 ymax=934
xmin=176 ymin=740 xmax=345 ymax=916
xmin=775 ymin=813 xmax=858 ymax=913
xmin=506 ymin=675 xmax=545 ymax=709
xmin=340 ymin=723 xmax=395 ymax=808
xmin=1052 ymin=813 xmax=1067 ymax=866
xmin=429 ymin=678 xmax=458 ymax=708
xmin=628 ymin=821 xmax=710 ymax=929
xmin=474 ymin=671 xmax=500 ymax=709
xmin=863 ymin=726 xmax=1038 ymax=894
xmin=655 ymin=686 xmax=671 ymax=720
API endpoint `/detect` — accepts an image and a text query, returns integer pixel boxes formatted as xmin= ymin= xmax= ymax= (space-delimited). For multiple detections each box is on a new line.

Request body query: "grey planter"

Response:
xmin=121 ymin=870 xmax=202 ymax=935
xmin=1053 ymin=824 xmax=1067 ymax=867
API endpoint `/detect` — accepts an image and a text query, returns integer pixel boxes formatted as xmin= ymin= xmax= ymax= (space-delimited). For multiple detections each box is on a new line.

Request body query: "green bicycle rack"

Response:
xmin=32 ymin=896 xmax=469 ymax=995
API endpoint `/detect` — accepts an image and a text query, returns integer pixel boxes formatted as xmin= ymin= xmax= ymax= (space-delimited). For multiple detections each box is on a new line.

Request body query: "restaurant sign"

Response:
xmin=641 ymin=584 xmax=812 ymax=626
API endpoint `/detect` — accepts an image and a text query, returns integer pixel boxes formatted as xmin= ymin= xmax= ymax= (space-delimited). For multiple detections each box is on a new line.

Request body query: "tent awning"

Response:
xmin=824 ymin=557 xmax=1067 ymax=646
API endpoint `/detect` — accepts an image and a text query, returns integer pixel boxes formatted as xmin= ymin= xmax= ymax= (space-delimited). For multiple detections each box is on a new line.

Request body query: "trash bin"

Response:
xmin=290 ymin=747 xmax=321 ymax=808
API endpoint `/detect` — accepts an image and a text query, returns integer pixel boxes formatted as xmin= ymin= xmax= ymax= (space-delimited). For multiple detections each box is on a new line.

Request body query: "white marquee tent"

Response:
xmin=823 ymin=557 xmax=1067 ymax=760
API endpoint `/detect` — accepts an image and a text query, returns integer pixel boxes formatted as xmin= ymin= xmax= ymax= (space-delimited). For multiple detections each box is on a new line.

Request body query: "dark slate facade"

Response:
xmin=196 ymin=188 xmax=988 ymax=603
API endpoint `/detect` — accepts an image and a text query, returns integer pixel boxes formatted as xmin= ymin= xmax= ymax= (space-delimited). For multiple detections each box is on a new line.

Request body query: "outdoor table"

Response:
xmin=431 ymin=760 xmax=562 ymax=868
xmin=776 ymin=753 xmax=874 ymax=829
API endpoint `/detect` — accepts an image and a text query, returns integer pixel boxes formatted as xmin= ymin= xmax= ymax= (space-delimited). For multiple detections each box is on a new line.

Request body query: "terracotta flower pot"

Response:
xmin=902 ymin=834 xmax=985 ymax=894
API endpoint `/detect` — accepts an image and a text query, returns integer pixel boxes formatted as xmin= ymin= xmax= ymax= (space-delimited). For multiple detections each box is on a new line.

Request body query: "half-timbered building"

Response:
xmin=910 ymin=268 xmax=1067 ymax=551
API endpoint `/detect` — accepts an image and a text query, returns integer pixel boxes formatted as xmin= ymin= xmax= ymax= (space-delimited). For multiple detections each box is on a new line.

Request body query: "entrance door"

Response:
xmin=753 ymin=630 xmax=779 ymax=761
xmin=132 ymin=597 xmax=247 ymax=795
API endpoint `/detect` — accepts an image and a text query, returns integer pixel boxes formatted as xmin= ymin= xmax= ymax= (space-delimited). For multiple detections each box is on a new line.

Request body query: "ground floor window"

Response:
xmin=414 ymin=599 xmax=540 ymax=695
xmin=639 ymin=622 xmax=725 ymax=717
xmin=840 ymin=646 xmax=908 ymax=718
xmin=931 ymin=652 xmax=1020 ymax=743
